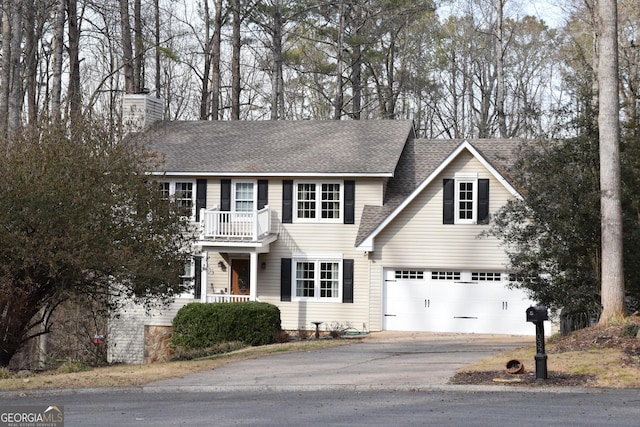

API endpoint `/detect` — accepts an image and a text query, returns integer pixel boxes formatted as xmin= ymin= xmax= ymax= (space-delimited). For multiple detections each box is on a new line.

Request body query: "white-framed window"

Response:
xmin=455 ymin=173 xmax=477 ymax=224
xmin=294 ymin=181 xmax=342 ymax=222
xmin=159 ymin=180 xmax=196 ymax=219
xmin=292 ymin=254 xmax=342 ymax=301
xmin=180 ymin=258 xmax=195 ymax=287
xmin=233 ymin=180 xmax=256 ymax=212
xmin=177 ymin=258 xmax=196 ymax=299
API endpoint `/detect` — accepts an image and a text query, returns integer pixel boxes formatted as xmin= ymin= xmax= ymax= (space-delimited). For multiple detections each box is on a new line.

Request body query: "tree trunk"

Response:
xmin=270 ymin=0 xmax=283 ymax=120
xmin=154 ymin=0 xmax=161 ymax=97
xmin=495 ymin=0 xmax=507 ymax=138
xmin=231 ymin=0 xmax=241 ymax=120
xmin=200 ymin=0 xmax=212 ymax=120
xmin=24 ymin=0 xmax=37 ymax=125
xmin=51 ymin=0 xmax=66 ymax=120
xmin=0 ymin=0 xmax=13 ymax=136
xmin=68 ymin=0 xmax=82 ymax=122
xmin=7 ymin=0 xmax=24 ymax=133
xmin=597 ymin=0 xmax=625 ymax=324
xmin=0 ymin=285 xmax=45 ymax=367
xmin=210 ymin=0 xmax=223 ymax=120
xmin=350 ymin=2 xmax=363 ymax=120
xmin=120 ymin=0 xmax=135 ymax=94
xmin=134 ymin=0 xmax=143 ymax=93
xmin=333 ymin=0 xmax=345 ymax=120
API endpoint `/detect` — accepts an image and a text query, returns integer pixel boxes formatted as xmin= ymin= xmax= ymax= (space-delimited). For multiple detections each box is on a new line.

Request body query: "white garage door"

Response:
xmin=383 ymin=269 xmax=537 ymax=335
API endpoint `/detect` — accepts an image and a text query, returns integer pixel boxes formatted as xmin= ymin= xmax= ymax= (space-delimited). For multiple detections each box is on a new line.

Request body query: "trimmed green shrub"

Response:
xmin=171 ymin=302 xmax=282 ymax=350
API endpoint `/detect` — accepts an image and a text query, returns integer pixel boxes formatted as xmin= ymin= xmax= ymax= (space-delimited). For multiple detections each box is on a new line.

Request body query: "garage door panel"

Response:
xmin=383 ymin=269 xmax=537 ymax=335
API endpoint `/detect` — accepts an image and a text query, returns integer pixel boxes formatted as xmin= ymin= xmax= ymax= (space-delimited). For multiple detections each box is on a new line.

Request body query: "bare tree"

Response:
xmin=51 ymin=0 xmax=66 ymax=120
xmin=269 ymin=0 xmax=284 ymax=120
xmin=597 ymin=0 xmax=625 ymax=323
xmin=231 ymin=0 xmax=241 ymax=119
xmin=120 ymin=0 xmax=135 ymax=94
xmin=154 ymin=0 xmax=161 ymax=96
xmin=68 ymin=0 xmax=82 ymax=121
xmin=495 ymin=0 xmax=507 ymax=137
xmin=134 ymin=0 xmax=144 ymax=92
xmin=0 ymin=0 xmax=25 ymax=134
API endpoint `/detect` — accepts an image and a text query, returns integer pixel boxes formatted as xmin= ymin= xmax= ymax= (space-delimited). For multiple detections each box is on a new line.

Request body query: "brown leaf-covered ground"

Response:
xmin=449 ymin=315 xmax=640 ymax=387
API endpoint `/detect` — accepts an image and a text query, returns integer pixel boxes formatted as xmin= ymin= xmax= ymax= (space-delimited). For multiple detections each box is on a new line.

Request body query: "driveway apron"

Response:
xmin=145 ymin=332 xmax=532 ymax=392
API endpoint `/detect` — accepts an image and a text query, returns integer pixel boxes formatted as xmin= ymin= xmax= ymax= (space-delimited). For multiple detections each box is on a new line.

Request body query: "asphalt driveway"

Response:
xmin=145 ymin=332 xmax=532 ymax=392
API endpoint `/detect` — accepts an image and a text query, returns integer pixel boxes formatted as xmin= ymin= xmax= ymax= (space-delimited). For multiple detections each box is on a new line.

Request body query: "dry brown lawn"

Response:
xmin=450 ymin=316 xmax=640 ymax=388
xmin=2 ymin=317 xmax=640 ymax=392
xmin=0 ymin=339 xmax=347 ymax=392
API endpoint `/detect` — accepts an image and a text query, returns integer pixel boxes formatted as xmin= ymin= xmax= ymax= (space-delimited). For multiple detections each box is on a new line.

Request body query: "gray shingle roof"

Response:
xmin=140 ymin=120 xmax=415 ymax=175
xmin=355 ymin=138 xmax=522 ymax=247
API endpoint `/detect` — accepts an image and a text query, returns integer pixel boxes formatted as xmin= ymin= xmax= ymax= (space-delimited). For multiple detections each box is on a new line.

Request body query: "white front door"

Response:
xmin=383 ymin=269 xmax=536 ymax=335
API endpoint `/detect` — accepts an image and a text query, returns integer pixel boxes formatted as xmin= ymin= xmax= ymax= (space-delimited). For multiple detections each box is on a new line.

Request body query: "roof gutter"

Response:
xmin=148 ymin=171 xmax=395 ymax=178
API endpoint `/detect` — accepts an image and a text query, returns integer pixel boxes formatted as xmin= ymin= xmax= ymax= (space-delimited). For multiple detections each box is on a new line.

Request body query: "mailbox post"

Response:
xmin=526 ymin=306 xmax=548 ymax=380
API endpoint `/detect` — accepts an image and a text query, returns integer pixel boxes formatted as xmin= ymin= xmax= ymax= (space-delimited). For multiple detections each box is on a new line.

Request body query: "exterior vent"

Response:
xmin=122 ymin=94 xmax=163 ymax=133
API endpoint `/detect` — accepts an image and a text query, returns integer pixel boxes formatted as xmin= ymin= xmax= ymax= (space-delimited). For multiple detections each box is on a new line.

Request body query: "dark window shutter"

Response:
xmin=193 ymin=256 xmax=202 ymax=300
xmin=478 ymin=179 xmax=489 ymax=224
xmin=443 ymin=179 xmax=454 ymax=224
xmin=344 ymin=180 xmax=355 ymax=224
xmin=196 ymin=179 xmax=207 ymax=221
xmin=342 ymin=259 xmax=354 ymax=303
xmin=258 ymin=180 xmax=268 ymax=210
xmin=221 ymin=179 xmax=231 ymax=211
xmin=282 ymin=180 xmax=293 ymax=223
xmin=280 ymin=258 xmax=292 ymax=301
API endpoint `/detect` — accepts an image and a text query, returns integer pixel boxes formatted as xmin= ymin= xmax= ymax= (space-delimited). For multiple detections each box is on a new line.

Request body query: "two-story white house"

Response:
xmin=108 ymin=95 xmax=540 ymax=364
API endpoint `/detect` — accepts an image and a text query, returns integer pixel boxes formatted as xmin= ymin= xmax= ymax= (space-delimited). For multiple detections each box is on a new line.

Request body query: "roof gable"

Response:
xmin=355 ymin=139 xmax=523 ymax=251
xmin=141 ymin=120 xmax=415 ymax=177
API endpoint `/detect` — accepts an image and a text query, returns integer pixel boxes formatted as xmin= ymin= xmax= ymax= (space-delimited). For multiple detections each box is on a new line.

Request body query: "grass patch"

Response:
xmin=0 ymin=339 xmax=348 ymax=392
xmin=458 ymin=343 xmax=640 ymax=388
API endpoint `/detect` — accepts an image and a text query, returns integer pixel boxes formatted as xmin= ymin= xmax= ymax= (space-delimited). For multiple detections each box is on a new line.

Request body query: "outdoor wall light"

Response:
xmin=261 ymin=262 xmax=267 ymax=270
xmin=218 ymin=261 xmax=226 ymax=271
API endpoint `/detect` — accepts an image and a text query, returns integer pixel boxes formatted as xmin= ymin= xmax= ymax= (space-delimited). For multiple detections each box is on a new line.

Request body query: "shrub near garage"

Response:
xmin=171 ymin=302 xmax=282 ymax=351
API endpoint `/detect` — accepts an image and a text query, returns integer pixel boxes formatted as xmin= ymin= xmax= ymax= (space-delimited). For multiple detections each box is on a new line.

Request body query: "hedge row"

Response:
xmin=170 ymin=302 xmax=282 ymax=350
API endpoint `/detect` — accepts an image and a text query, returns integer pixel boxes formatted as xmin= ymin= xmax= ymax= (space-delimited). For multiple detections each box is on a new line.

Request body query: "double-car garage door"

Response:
xmin=383 ymin=269 xmax=536 ymax=335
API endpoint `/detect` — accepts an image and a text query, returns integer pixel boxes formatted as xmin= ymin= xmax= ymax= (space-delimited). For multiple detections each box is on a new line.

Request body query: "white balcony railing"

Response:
xmin=199 ymin=205 xmax=271 ymax=241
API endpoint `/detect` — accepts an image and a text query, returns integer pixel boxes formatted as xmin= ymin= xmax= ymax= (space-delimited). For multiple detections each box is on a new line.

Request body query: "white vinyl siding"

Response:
xmin=255 ymin=179 xmax=377 ymax=331
xmin=371 ymin=151 xmax=511 ymax=270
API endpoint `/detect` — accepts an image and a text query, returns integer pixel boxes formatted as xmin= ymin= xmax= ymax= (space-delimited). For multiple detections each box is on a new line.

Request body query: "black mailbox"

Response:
xmin=526 ymin=306 xmax=549 ymax=323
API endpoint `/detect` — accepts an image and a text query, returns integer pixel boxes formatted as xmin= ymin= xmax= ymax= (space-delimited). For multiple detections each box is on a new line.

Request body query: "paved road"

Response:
xmin=4 ymin=388 xmax=640 ymax=427
xmin=146 ymin=332 xmax=533 ymax=392
xmin=5 ymin=333 xmax=640 ymax=426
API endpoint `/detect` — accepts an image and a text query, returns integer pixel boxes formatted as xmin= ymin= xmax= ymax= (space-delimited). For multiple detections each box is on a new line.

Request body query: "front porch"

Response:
xmin=196 ymin=206 xmax=277 ymax=304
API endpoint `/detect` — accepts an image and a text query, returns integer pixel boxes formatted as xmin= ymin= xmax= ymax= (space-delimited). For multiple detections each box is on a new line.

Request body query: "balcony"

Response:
xmin=199 ymin=205 xmax=272 ymax=242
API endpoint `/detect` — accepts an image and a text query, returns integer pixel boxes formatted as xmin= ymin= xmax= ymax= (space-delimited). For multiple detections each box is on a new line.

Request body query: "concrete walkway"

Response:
xmin=144 ymin=332 xmax=533 ymax=392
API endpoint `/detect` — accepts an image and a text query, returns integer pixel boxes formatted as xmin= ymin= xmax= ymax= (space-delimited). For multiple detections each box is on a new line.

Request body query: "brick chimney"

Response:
xmin=122 ymin=94 xmax=163 ymax=133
